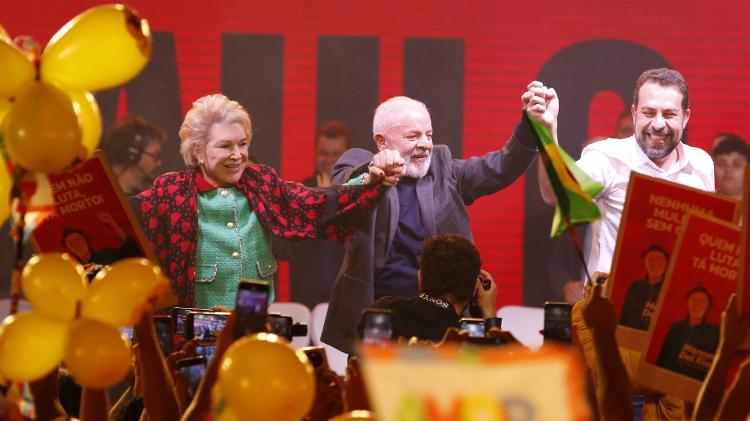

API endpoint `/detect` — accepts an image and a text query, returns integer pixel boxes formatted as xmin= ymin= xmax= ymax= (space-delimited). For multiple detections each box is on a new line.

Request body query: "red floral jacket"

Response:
xmin=135 ymin=165 xmax=382 ymax=307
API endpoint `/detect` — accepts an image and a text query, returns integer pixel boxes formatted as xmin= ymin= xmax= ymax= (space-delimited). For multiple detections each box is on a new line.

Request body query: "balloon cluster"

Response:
xmin=0 ymin=253 xmax=169 ymax=388
xmin=216 ymin=333 xmax=316 ymax=421
xmin=0 ymin=4 xmax=152 ymax=224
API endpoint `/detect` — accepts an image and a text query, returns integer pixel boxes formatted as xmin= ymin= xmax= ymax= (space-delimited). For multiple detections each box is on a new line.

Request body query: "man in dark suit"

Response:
xmin=322 ymin=85 xmax=552 ymax=354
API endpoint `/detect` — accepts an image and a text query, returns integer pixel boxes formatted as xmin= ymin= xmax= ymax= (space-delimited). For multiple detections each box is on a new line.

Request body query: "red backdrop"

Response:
xmin=3 ymin=0 xmax=750 ymax=306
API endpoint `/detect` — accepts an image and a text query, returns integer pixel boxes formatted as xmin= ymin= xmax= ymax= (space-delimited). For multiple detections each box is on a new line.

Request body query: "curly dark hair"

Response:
xmin=419 ymin=234 xmax=481 ymax=303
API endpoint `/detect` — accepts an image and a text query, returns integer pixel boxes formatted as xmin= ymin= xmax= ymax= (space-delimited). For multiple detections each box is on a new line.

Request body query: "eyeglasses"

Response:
xmin=142 ymin=150 xmax=162 ymax=162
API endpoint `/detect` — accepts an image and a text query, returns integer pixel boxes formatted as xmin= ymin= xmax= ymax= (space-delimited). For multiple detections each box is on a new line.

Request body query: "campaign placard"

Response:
xmin=637 ymin=212 xmax=739 ymax=402
xmin=361 ymin=344 xmax=590 ymax=421
xmin=31 ymin=152 xmax=155 ymax=266
xmin=606 ymin=172 xmax=738 ymax=350
xmin=739 ymin=167 xmax=750 ymax=315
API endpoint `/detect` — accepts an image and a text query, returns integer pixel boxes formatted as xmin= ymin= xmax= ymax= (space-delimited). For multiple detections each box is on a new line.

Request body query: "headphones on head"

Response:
xmin=125 ymin=133 xmax=148 ymax=166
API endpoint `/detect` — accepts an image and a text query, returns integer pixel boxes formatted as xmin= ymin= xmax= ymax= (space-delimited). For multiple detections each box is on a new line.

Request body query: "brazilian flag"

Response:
xmin=524 ymin=112 xmax=603 ymax=237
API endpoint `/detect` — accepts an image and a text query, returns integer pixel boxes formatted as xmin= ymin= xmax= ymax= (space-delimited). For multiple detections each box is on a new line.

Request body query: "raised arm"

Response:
xmin=521 ymin=81 xmax=560 ymax=205
xmin=452 ymin=81 xmax=557 ymax=204
xmin=692 ymin=294 xmax=750 ymax=421
xmin=582 ymin=284 xmax=633 ymax=420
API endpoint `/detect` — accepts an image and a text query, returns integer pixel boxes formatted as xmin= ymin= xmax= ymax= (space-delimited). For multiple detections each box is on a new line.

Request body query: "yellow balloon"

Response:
xmin=3 ymin=81 xmax=82 ymax=173
xmin=67 ymin=90 xmax=102 ymax=159
xmin=0 ymin=312 xmax=67 ymax=382
xmin=81 ymin=258 xmax=169 ymax=326
xmin=0 ymin=153 xmax=10 ymax=226
xmin=219 ymin=333 xmax=315 ymax=421
xmin=0 ymin=37 xmax=35 ymax=98
xmin=64 ymin=318 xmax=131 ymax=388
xmin=0 ymin=97 xmax=11 ymax=125
xmin=0 ymin=24 xmax=9 ymax=41
xmin=22 ymin=253 xmax=87 ymax=320
xmin=41 ymin=4 xmax=152 ymax=91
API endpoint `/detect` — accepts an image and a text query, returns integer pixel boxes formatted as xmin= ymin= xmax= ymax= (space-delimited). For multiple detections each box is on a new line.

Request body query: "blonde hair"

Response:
xmin=178 ymin=94 xmax=252 ymax=166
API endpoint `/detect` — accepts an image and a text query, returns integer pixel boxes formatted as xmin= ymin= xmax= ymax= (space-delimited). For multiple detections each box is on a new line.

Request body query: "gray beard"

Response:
xmin=403 ymin=154 xmax=431 ymax=178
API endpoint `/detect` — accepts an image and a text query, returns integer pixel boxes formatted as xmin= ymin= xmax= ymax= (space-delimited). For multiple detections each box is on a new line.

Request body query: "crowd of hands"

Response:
xmin=5 ymin=277 xmax=750 ymax=420
xmin=576 ymin=273 xmax=750 ymax=421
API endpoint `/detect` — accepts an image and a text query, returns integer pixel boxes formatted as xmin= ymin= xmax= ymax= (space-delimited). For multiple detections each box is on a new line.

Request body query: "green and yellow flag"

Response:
xmin=524 ymin=112 xmax=603 ymax=237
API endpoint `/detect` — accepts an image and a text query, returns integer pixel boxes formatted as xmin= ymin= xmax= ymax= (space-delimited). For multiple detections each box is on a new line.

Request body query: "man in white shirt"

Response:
xmin=529 ymin=68 xmax=712 ymax=420
xmin=529 ymin=68 xmax=714 ymax=278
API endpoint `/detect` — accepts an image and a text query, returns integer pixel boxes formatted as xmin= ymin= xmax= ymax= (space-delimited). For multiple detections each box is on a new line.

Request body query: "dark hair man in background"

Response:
xmin=303 ymin=120 xmax=353 ymax=188
xmin=363 ymin=233 xmax=496 ymax=342
xmin=711 ymin=134 xmax=750 ymax=202
xmin=273 ymin=121 xmax=354 ymax=308
xmin=102 ymin=115 xmax=166 ymax=196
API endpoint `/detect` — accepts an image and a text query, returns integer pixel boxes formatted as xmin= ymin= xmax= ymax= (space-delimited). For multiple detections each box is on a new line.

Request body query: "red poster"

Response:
xmin=31 ymin=153 xmax=155 ymax=267
xmin=637 ymin=212 xmax=739 ymax=401
xmin=606 ymin=172 xmax=738 ymax=350
xmin=740 ymin=168 xmax=750 ymax=315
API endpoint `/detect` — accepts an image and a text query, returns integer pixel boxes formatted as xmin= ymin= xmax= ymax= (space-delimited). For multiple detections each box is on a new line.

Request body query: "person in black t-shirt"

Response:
xmin=620 ymin=245 xmax=669 ymax=330
xmin=362 ymin=233 xmax=497 ymax=343
xmin=657 ymin=285 xmax=720 ymax=381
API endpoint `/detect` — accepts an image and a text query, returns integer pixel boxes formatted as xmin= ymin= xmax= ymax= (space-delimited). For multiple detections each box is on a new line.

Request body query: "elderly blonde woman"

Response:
xmin=132 ymin=94 xmax=392 ymax=308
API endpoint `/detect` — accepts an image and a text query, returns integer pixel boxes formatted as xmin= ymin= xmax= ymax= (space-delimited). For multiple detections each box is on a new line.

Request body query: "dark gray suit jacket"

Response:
xmin=321 ymin=119 xmax=538 ymax=354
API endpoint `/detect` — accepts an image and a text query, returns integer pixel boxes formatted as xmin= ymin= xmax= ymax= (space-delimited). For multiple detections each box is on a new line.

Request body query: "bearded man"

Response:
xmin=534 ymin=67 xmax=714 ymax=278
xmin=322 ymin=90 xmax=545 ymax=354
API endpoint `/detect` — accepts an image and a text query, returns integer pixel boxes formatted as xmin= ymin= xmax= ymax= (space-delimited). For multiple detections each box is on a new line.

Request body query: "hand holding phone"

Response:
xmin=176 ymin=356 xmax=207 ymax=403
xmin=265 ymin=313 xmax=293 ymax=340
xmin=474 ymin=269 xmax=497 ymax=319
xmin=234 ymin=280 xmax=270 ymax=338
xmin=185 ymin=311 xmax=230 ymax=341
xmin=459 ymin=317 xmax=486 ymax=338
xmin=361 ymin=309 xmax=393 ymax=345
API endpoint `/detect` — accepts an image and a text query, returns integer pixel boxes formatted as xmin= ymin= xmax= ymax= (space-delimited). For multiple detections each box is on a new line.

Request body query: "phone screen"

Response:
xmin=265 ymin=314 xmax=292 ymax=340
xmin=544 ymin=302 xmax=573 ymax=344
xmin=459 ymin=318 xmax=486 ymax=338
xmin=189 ymin=312 xmax=229 ymax=341
xmin=361 ymin=310 xmax=393 ymax=345
xmin=153 ymin=316 xmax=173 ymax=355
xmin=195 ymin=343 xmax=216 ymax=363
xmin=177 ymin=357 xmax=207 ymax=402
xmin=119 ymin=326 xmax=135 ymax=343
xmin=171 ymin=307 xmax=205 ymax=336
xmin=235 ymin=280 xmax=270 ymax=338
xmin=302 ymin=346 xmax=327 ymax=370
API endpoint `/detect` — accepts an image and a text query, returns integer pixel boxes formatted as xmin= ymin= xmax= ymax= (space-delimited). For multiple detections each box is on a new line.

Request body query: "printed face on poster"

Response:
xmin=740 ymin=168 xmax=750 ymax=315
xmin=637 ymin=212 xmax=738 ymax=402
xmin=32 ymin=153 xmax=155 ymax=267
xmin=606 ymin=173 xmax=738 ymax=350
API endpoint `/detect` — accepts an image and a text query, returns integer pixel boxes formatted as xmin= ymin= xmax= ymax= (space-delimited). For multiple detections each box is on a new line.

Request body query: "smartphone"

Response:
xmin=301 ymin=346 xmax=329 ymax=370
xmin=484 ymin=317 xmax=502 ymax=331
xmin=170 ymin=307 xmax=207 ymax=336
xmin=361 ymin=309 xmax=393 ymax=345
xmin=265 ymin=313 xmax=293 ymax=340
xmin=176 ymin=356 xmax=207 ymax=403
xmin=234 ymin=280 xmax=270 ymax=338
xmin=195 ymin=343 xmax=216 ymax=363
xmin=459 ymin=318 xmax=486 ymax=338
xmin=185 ymin=311 xmax=230 ymax=341
xmin=150 ymin=315 xmax=173 ymax=355
xmin=119 ymin=326 xmax=136 ymax=343
xmin=543 ymin=302 xmax=573 ymax=344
